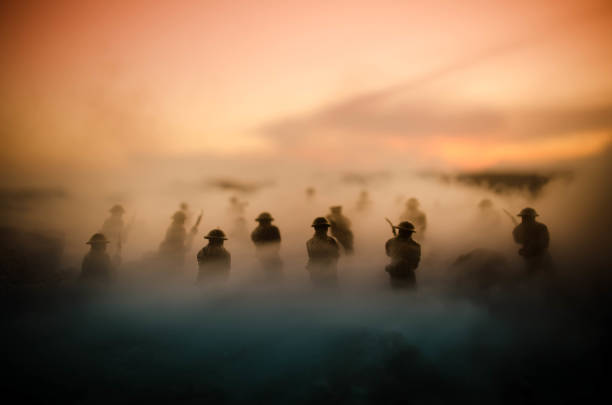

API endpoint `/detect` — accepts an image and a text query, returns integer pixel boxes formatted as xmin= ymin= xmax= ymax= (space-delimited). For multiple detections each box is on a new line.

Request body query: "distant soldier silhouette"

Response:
xmin=251 ymin=212 xmax=283 ymax=276
xmin=228 ymin=196 xmax=248 ymax=217
xmin=326 ymin=206 xmax=354 ymax=254
xmin=101 ymin=204 xmax=125 ymax=254
xmin=158 ymin=210 xmax=195 ymax=270
xmin=400 ymin=198 xmax=427 ymax=237
xmin=80 ymin=233 xmax=112 ymax=283
xmin=197 ymin=229 xmax=231 ymax=282
xmin=179 ymin=201 xmax=192 ymax=222
xmin=230 ymin=216 xmax=250 ymax=241
xmin=356 ymin=190 xmax=372 ymax=212
xmin=305 ymin=187 xmax=316 ymax=200
xmin=512 ymin=208 xmax=552 ymax=275
xmin=385 ymin=221 xmax=421 ymax=289
xmin=478 ymin=199 xmax=500 ymax=222
xmin=306 ymin=217 xmax=340 ymax=286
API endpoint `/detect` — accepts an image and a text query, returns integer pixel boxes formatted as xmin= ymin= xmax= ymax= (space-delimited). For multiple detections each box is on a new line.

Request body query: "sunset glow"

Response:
xmin=1 ymin=0 xmax=612 ymax=175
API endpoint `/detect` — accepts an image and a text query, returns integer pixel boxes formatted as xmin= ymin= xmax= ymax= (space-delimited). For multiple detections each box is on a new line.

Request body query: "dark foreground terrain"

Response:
xmin=3 ymin=270 xmax=611 ymax=405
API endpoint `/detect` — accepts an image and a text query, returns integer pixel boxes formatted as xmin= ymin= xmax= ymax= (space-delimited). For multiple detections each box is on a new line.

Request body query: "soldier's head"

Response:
xmin=172 ymin=210 xmax=187 ymax=225
xmin=205 ymin=229 xmax=227 ymax=245
xmin=311 ymin=217 xmax=331 ymax=234
xmin=110 ymin=204 xmax=125 ymax=216
xmin=180 ymin=202 xmax=189 ymax=211
xmin=517 ymin=207 xmax=538 ymax=222
xmin=330 ymin=206 xmax=342 ymax=214
xmin=86 ymin=233 xmax=110 ymax=251
xmin=407 ymin=198 xmax=419 ymax=209
xmin=306 ymin=187 xmax=315 ymax=197
xmin=255 ymin=212 xmax=274 ymax=225
xmin=394 ymin=221 xmax=416 ymax=237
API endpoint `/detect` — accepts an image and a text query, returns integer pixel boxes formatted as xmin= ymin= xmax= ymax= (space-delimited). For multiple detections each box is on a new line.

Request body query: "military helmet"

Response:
xmin=517 ymin=207 xmax=539 ymax=217
xmin=311 ymin=217 xmax=331 ymax=227
xmin=110 ymin=204 xmax=125 ymax=214
xmin=255 ymin=212 xmax=274 ymax=222
xmin=172 ymin=211 xmax=187 ymax=222
xmin=394 ymin=221 xmax=416 ymax=232
xmin=407 ymin=198 xmax=419 ymax=207
xmin=205 ymin=229 xmax=228 ymax=240
xmin=86 ymin=233 xmax=110 ymax=245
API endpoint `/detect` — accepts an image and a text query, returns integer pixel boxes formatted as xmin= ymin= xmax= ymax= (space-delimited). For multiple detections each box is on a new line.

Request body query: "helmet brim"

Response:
xmin=393 ymin=227 xmax=416 ymax=232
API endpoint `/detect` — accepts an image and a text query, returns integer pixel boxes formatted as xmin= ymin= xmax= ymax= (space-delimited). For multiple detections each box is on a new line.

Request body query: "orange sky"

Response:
xmin=1 ymin=0 xmax=612 ymax=175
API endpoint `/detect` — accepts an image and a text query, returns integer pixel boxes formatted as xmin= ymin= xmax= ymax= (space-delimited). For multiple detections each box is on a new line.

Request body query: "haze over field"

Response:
xmin=2 ymin=1 xmax=612 ymax=403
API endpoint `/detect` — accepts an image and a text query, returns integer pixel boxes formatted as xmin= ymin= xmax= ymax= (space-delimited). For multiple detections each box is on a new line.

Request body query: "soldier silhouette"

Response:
xmin=385 ymin=221 xmax=421 ymax=289
xmin=306 ymin=217 xmax=340 ymax=286
xmin=80 ymin=233 xmax=112 ymax=284
xmin=512 ymin=208 xmax=553 ymax=275
xmin=356 ymin=190 xmax=372 ymax=212
xmin=158 ymin=210 xmax=195 ymax=271
xmin=400 ymin=198 xmax=427 ymax=237
xmin=197 ymin=229 xmax=231 ymax=282
xmin=101 ymin=204 xmax=125 ymax=255
xmin=326 ymin=206 xmax=354 ymax=254
xmin=251 ymin=212 xmax=283 ymax=277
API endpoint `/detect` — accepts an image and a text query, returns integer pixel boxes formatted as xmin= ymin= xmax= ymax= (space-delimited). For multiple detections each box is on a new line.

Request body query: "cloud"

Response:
xmin=261 ymin=88 xmax=612 ymax=140
xmin=0 ymin=187 xmax=69 ymax=212
xmin=204 ymin=178 xmax=275 ymax=194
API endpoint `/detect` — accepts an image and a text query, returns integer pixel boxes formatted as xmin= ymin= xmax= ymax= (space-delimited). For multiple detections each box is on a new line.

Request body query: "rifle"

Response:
xmin=503 ymin=209 xmax=519 ymax=226
xmin=191 ymin=210 xmax=203 ymax=234
xmin=385 ymin=217 xmax=397 ymax=236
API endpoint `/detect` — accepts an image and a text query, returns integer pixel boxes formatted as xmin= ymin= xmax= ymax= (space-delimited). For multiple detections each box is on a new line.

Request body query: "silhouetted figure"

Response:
xmin=400 ymin=198 xmax=427 ymax=237
xmin=101 ymin=204 xmax=125 ymax=255
xmin=326 ymin=206 xmax=354 ymax=254
xmin=306 ymin=217 xmax=340 ymax=286
xmin=230 ymin=216 xmax=249 ymax=241
xmin=356 ymin=190 xmax=372 ymax=212
xmin=251 ymin=212 xmax=283 ymax=277
xmin=228 ymin=196 xmax=248 ymax=217
xmin=305 ymin=187 xmax=316 ymax=200
xmin=197 ymin=229 xmax=231 ymax=282
xmin=478 ymin=198 xmax=501 ymax=227
xmin=512 ymin=208 xmax=552 ymax=275
xmin=385 ymin=221 xmax=421 ymax=289
xmin=80 ymin=233 xmax=112 ymax=284
xmin=159 ymin=210 xmax=194 ymax=270
xmin=179 ymin=201 xmax=192 ymax=222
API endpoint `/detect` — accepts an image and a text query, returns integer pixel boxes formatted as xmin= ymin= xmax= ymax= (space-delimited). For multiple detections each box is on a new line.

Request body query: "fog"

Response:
xmin=2 ymin=147 xmax=612 ymax=403
xmin=3 ymin=146 xmax=609 ymax=283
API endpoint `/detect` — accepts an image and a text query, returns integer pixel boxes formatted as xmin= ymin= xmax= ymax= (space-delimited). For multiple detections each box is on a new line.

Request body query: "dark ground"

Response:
xmin=3 ymin=268 xmax=611 ymax=405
